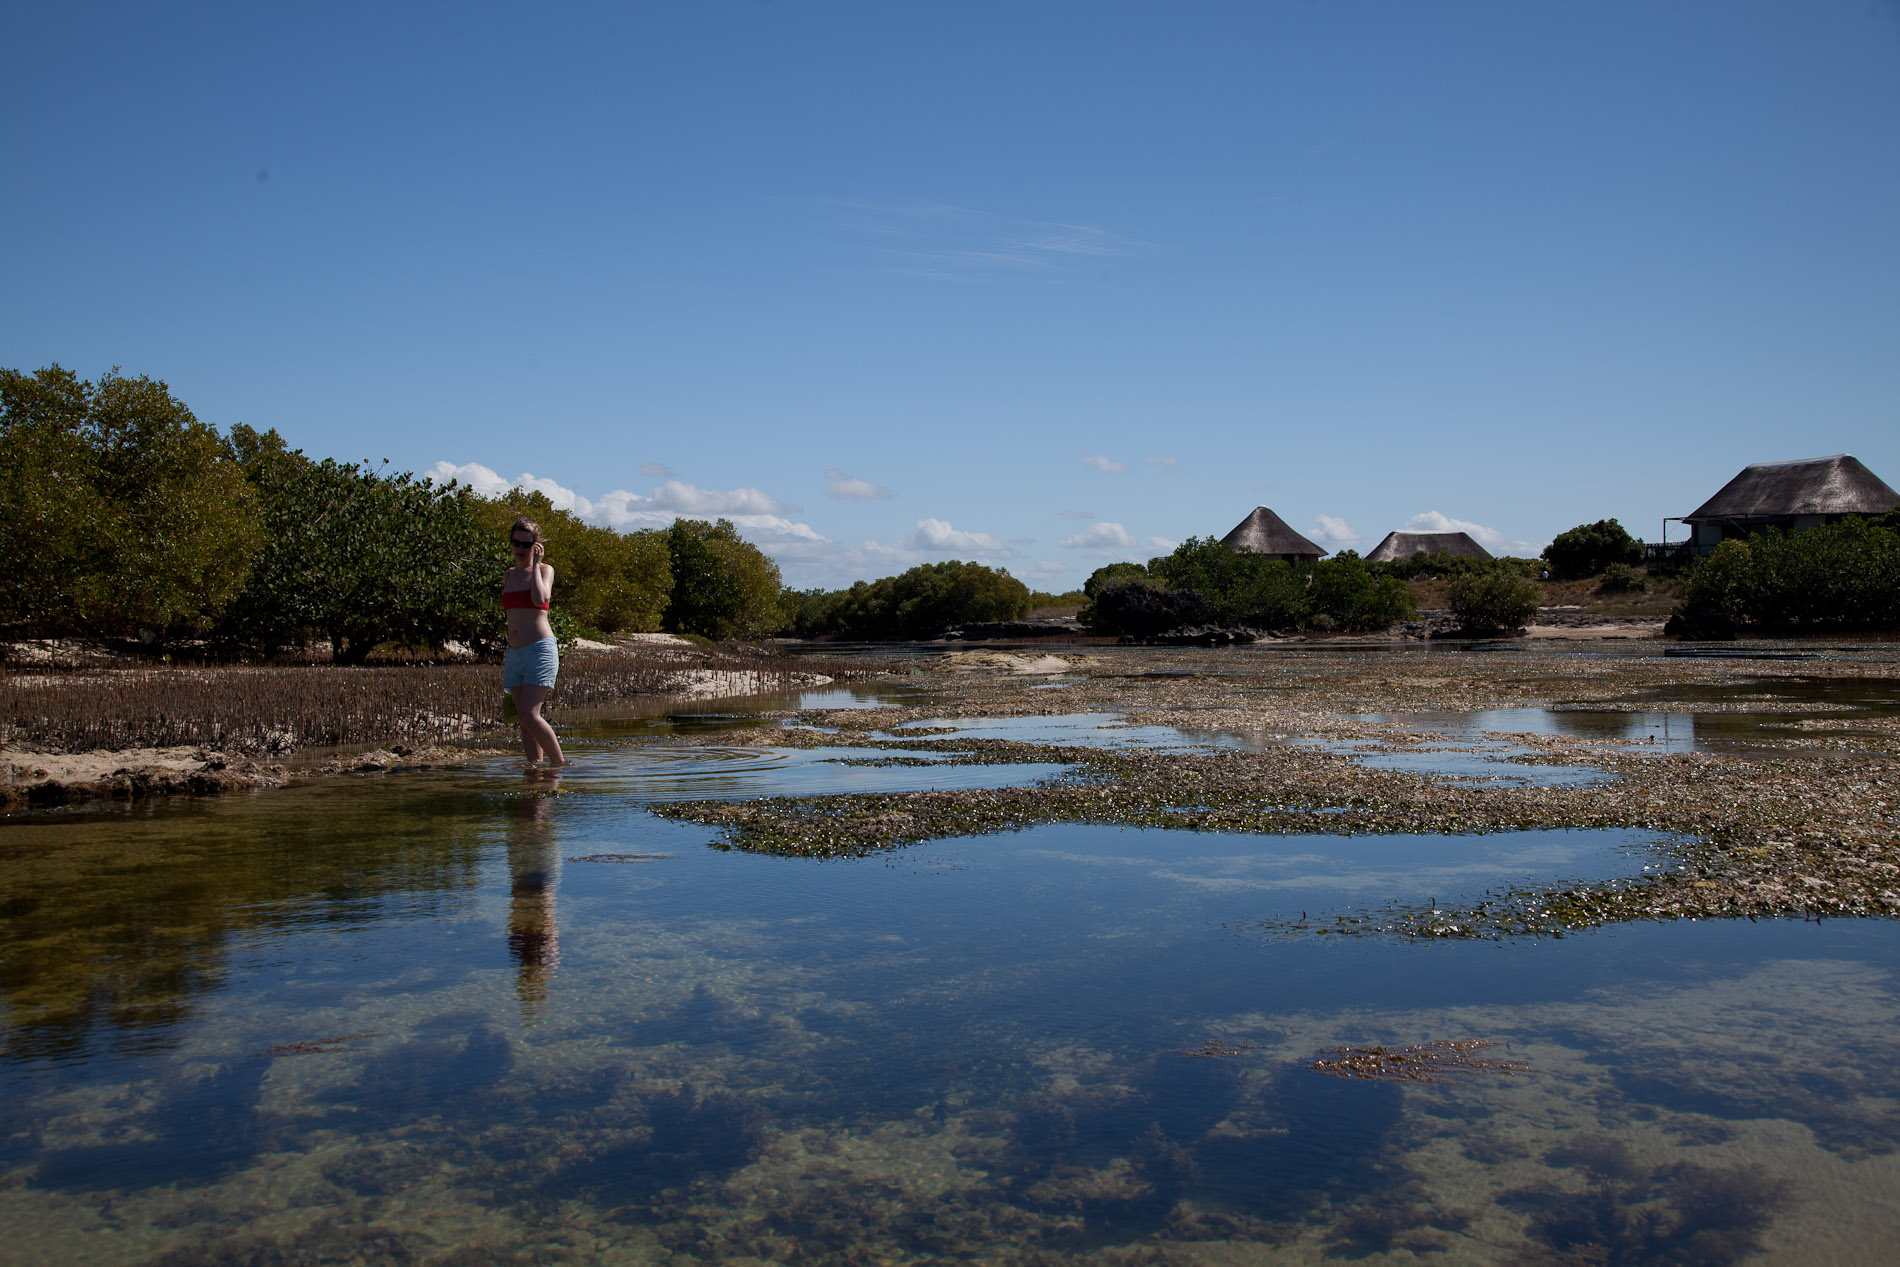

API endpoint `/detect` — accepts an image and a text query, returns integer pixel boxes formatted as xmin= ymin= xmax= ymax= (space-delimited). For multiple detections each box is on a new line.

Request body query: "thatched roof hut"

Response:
xmin=1365 ymin=531 xmax=1492 ymax=563
xmin=1220 ymin=507 xmax=1325 ymax=562
xmin=1682 ymin=454 xmax=1898 ymax=552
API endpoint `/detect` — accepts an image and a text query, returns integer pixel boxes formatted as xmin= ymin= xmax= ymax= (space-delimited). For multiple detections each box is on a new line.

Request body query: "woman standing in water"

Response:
xmin=502 ymin=518 xmax=566 ymax=768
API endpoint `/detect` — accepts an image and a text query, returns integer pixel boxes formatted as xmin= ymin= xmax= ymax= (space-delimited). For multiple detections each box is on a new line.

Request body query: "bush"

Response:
xmin=0 ymin=365 xmax=264 ymax=639
xmin=1089 ymin=580 xmax=1204 ymax=637
xmin=1448 ymin=566 xmax=1541 ymax=633
xmin=1678 ymin=519 xmax=1900 ymax=629
xmin=220 ymin=427 xmax=501 ymax=663
xmin=664 ymin=518 xmax=787 ymax=641
xmin=1543 ymin=519 xmax=1642 ymax=580
xmin=1597 ymin=563 xmax=1647 ymax=594
xmin=1369 ymin=551 xmax=1493 ymax=582
xmin=1081 ymin=543 xmax=1417 ymax=637
xmin=1310 ymin=551 xmax=1419 ymax=631
xmin=791 ymin=560 xmax=1029 ymax=639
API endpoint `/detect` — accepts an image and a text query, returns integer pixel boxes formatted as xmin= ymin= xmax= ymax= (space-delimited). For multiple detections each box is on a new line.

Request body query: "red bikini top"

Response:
xmin=501 ymin=588 xmax=550 ymax=611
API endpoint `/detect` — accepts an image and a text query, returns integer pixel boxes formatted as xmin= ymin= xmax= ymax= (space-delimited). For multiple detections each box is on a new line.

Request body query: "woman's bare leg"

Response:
xmin=513 ymin=685 xmax=565 ymax=766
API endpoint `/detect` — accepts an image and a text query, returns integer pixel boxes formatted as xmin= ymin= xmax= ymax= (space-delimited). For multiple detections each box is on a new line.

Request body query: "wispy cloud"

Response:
xmin=1082 ymin=454 xmax=1127 ymax=473
xmin=824 ymin=468 xmax=893 ymax=500
xmin=1061 ymin=508 xmax=1096 ymax=520
xmin=1061 ymin=521 xmax=1136 ymax=550
xmin=1147 ymin=536 xmax=1178 ymax=553
xmin=428 ymin=460 xmax=804 ymax=532
xmin=826 ymin=199 xmax=1148 ymax=281
xmin=1310 ymin=514 xmax=1362 ymax=553
xmin=639 ymin=461 xmax=675 ymax=478
xmin=1145 ymin=455 xmax=1179 ymax=469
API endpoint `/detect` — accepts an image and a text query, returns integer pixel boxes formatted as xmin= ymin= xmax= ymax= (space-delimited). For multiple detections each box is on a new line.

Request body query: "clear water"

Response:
xmin=884 ymin=711 xmax=1252 ymax=753
xmin=1368 ymin=675 xmax=1900 ymax=761
xmin=4 ymin=721 xmax=1900 ymax=1261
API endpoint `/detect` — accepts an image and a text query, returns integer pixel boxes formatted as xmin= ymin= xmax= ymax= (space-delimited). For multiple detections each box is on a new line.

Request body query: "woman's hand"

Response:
xmin=531 ymin=541 xmax=545 ymax=567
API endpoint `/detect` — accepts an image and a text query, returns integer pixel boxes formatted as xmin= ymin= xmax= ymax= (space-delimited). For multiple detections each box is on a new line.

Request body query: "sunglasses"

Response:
xmin=510 ymin=538 xmax=536 ymax=550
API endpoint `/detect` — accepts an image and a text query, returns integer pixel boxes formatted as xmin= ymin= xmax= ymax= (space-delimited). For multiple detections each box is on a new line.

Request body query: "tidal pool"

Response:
xmin=4 ymin=720 xmax=1899 ymax=1262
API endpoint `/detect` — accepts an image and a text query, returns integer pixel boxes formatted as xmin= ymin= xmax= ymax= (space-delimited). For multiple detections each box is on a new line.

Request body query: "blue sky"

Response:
xmin=5 ymin=1 xmax=1897 ymax=590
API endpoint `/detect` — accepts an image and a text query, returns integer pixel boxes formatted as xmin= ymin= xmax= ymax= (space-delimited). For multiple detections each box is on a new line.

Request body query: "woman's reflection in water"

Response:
xmin=506 ymin=776 xmax=561 ymax=1018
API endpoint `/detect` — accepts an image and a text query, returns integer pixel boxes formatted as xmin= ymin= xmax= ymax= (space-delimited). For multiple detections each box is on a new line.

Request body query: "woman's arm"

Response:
xmin=529 ymin=549 xmax=554 ymax=606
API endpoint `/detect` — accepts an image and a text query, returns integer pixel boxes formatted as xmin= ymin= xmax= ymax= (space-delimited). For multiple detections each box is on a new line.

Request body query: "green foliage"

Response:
xmin=1026 ymin=588 xmax=1085 ymax=609
xmin=1368 ymin=551 xmax=1494 ymax=581
xmin=1082 ymin=562 xmax=1152 ymax=598
xmin=471 ymin=490 xmax=671 ymax=634
xmin=791 ymin=560 xmax=1030 ymax=639
xmin=663 ymin=518 xmax=787 ymax=640
xmin=1678 ymin=519 xmax=1900 ymax=629
xmin=1597 ymin=563 xmax=1647 ymax=594
xmin=0 ymin=365 xmax=262 ymax=638
xmin=1543 ymin=519 xmax=1642 ymax=580
xmin=1448 ymin=565 xmax=1541 ymax=633
xmin=220 ymin=427 xmax=501 ymax=663
xmin=1309 ymin=551 xmax=1419 ymax=631
xmin=1082 ymin=541 xmax=1416 ymax=635
xmin=1089 ymin=579 xmax=1203 ymax=637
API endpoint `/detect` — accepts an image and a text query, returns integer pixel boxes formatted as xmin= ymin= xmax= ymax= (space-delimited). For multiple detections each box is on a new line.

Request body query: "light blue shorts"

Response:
xmin=503 ymin=637 xmax=560 ymax=691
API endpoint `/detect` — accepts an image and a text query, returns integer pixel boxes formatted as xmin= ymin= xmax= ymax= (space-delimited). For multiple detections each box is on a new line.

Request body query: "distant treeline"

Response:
xmin=788 ymin=561 xmax=1035 ymax=639
xmin=0 ymin=366 xmax=786 ymax=659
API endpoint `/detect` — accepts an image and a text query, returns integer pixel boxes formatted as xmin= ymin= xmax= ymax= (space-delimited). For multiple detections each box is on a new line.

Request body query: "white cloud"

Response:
xmin=1147 ymin=536 xmax=1178 ymax=553
xmin=1082 ymin=454 xmax=1127 ymax=473
xmin=908 ymin=518 xmax=1013 ymax=554
xmin=824 ymin=468 xmax=892 ymax=500
xmin=1310 ymin=514 xmax=1362 ymax=553
xmin=650 ymin=479 xmax=796 ymax=515
xmin=1145 ymin=455 xmax=1179 ymax=469
xmin=640 ymin=461 xmax=675 ymax=478
xmin=1402 ymin=511 xmax=1536 ymax=556
xmin=1061 ymin=521 xmax=1136 ymax=550
xmin=428 ymin=460 xmax=514 ymax=498
xmin=428 ymin=459 xmax=813 ymax=537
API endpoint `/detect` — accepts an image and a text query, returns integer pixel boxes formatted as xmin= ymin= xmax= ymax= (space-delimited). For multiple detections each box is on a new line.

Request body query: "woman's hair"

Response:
xmin=510 ymin=517 xmax=543 ymax=544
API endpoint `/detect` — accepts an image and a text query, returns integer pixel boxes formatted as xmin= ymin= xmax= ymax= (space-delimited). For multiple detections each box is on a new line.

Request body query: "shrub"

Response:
xmin=787 ymin=560 xmax=1029 ymax=640
xmin=0 ymin=365 xmax=263 ymax=639
xmin=1543 ymin=519 xmax=1642 ymax=580
xmin=1090 ymin=580 xmax=1204 ymax=637
xmin=1310 ymin=551 xmax=1419 ymax=631
xmin=1678 ymin=520 xmax=1900 ymax=629
xmin=1597 ymin=563 xmax=1647 ymax=594
xmin=1448 ymin=566 xmax=1541 ymax=633
xmin=1369 ymin=551 xmax=1493 ymax=582
xmin=218 ymin=428 xmax=501 ymax=663
xmin=664 ymin=518 xmax=787 ymax=640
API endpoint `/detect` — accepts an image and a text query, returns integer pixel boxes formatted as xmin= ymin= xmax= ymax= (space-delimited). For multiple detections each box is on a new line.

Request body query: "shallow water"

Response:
xmin=883 ymin=711 xmax=1253 ymax=753
xmin=5 ymin=706 xmax=1900 ymax=1261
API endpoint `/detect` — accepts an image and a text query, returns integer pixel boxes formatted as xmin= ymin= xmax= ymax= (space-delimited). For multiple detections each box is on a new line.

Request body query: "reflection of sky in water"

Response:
xmin=884 ymin=711 xmax=1252 ymax=752
xmin=1011 ymin=825 xmax=1646 ymax=904
xmin=1302 ymin=733 xmax=1609 ymax=786
xmin=5 ymin=717 xmax=1900 ymax=1260
xmin=507 ymin=742 xmax=1069 ymax=801
xmin=1372 ymin=687 xmax=1900 ymax=758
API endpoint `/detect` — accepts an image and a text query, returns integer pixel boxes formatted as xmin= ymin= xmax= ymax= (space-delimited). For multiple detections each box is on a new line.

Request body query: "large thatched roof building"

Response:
xmin=1682 ymin=454 xmax=1898 ymax=552
xmin=1220 ymin=507 xmax=1325 ymax=563
xmin=1364 ymin=531 xmax=1492 ymax=563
